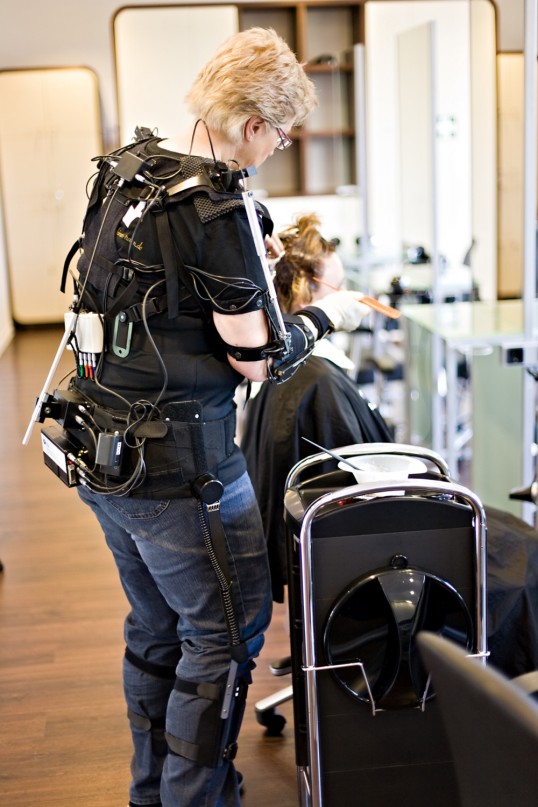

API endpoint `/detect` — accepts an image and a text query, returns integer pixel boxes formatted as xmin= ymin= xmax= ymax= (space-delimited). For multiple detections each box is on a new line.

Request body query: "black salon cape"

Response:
xmin=241 ymin=354 xmax=393 ymax=602
xmin=485 ymin=505 xmax=538 ymax=677
xmin=241 ymin=355 xmax=538 ymax=677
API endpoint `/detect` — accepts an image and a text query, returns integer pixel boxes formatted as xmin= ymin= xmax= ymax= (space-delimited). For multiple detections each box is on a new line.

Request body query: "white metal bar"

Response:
xmin=522 ymin=0 xmax=538 ymax=524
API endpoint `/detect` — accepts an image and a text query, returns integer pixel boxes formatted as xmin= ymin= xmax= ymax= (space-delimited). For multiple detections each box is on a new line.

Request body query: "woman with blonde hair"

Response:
xmin=68 ymin=27 xmax=372 ymax=807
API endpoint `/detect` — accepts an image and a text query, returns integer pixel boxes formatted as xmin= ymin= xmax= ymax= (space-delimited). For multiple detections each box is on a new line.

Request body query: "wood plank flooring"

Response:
xmin=0 ymin=326 xmax=298 ymax=806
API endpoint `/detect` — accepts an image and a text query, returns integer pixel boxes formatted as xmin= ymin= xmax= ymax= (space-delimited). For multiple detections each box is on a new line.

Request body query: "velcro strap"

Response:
xmin=127 ymin=707 xmax=165 ymax=732
xmin=164 ymin=408 xmax=236 ymax=455
xmin=124 ymin=646 xmax=178 ymax=680
xmin=60 ymin=239 xmax=81 ymax=294
xmin=155 ymin=210 xmax=179 ymax=319
xmin=224 ymin=341 xmax=276 ymax=362
xmin=173 ymin=676 xmax=222 ymax=701
xmin=103 ymin=277 xmax=140 ymax=321
xmin=298 ymin=305 xmax=333 ymax=338
xmin=165 ymin=732 xmax=238 ymax=765
xmin=165 ymin=731 xmax=200 ymax=762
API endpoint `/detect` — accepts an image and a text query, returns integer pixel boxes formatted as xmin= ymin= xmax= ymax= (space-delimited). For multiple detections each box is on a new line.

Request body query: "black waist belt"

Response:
xmin=81 ymin=394 xmax=235 ymax=499
xmin=69 ymin=387 xmax=239 ymax=499
xmin=127 ymin=407 xmax=237 ymax=500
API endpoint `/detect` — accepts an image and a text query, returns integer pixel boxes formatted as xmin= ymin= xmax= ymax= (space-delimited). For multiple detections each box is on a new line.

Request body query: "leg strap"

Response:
xmin=124 ymin=647 xmax=174 ymax=731
xmin=123 ymin=647 xmax=172 ymax=806
xmin=124 ymin=648 xmax=172 ymax=732
xmin=165 ymin=672 xmax=249 ymax=768
xmin=125 ymin=646 xmax=178 ymax=680
xmin=127 ymin=707 xmax=166 ymax=732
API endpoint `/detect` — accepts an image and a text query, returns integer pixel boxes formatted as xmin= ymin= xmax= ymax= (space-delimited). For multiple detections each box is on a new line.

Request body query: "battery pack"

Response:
xmin=41 ymin=424 xmax=81 ymax=487
xmin=95 ymin=431 xmax=124 ymax=473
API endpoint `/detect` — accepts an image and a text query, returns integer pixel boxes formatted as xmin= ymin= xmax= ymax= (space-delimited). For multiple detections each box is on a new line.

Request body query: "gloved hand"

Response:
xmin=311 ymin=290 xmax=371 ymax=332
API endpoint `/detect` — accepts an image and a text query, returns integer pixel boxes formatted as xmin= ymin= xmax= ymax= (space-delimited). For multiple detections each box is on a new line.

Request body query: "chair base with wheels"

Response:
xmin=254 ymin=682 xmax=293 ymax=735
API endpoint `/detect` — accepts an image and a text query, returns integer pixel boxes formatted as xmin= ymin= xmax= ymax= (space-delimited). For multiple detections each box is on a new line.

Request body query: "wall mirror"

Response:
xmin=365 ymin=0 xmax=496 ymax=304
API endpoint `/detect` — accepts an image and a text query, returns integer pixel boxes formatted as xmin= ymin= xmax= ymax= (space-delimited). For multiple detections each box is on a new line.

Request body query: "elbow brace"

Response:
xmin=224 ymin=313 xmax=317 ymax=384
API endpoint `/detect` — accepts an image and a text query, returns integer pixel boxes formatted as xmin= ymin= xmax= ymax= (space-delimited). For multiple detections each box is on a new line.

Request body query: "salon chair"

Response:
xmin=418 ymin=631 xmax=538 ymax=807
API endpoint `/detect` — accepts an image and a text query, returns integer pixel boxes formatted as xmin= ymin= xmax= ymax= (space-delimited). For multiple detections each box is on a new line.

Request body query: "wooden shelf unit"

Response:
xmin=239 ymin=1 xmax=364 ymax=196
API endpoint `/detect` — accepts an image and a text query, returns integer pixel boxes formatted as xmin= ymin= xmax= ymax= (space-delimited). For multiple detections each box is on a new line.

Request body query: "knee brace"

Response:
xmin=124 ymin=647 xmax=178 ymax=743
xmin=165 ymin=672 xmax=249 ymax=768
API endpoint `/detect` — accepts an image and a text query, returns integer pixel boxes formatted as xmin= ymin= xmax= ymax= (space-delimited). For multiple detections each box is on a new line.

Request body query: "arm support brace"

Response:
xmin=223 ymin=313 xmax=318 ymax=384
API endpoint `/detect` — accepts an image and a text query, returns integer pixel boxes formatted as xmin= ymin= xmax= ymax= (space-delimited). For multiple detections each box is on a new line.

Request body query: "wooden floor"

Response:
xmin=0 ymin=326 xmax=299 ymax=806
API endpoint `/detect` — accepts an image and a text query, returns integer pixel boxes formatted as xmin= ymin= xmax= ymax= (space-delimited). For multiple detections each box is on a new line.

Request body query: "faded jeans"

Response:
xmin=78 ymin=471 xmax=272 ymax=806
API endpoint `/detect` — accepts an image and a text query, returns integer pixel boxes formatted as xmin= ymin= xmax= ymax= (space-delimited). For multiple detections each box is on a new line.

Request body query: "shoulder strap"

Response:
xmin=154 ymin=209 xmax=179 ymax=319
xmin=154 ymin=207 xmax=211 ymax=322
xmin=60 ymin=239 xmax=81 ymax=294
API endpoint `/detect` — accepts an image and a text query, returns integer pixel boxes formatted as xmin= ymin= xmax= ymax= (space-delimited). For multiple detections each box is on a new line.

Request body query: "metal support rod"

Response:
xmin=242 ymin=189 xmax=288 ymax=340
xmin=523 ymin=0 xmax=537 ymax=340
xmin=522 ymin=0 xmax=538 ymax=524
xmin=354 ymin=43 xmax=370 ymax=262
xmin=22 ymin=325 xmax=73 ymax=446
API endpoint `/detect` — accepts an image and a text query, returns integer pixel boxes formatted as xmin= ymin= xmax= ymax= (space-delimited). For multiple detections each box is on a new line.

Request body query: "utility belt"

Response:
xmin=40 ymin=386 xmax=240 ymax=500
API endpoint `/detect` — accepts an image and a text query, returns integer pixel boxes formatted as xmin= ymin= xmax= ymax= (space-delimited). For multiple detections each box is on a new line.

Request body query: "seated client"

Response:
xmin=241 ymin=213 xmax=393 ymax=602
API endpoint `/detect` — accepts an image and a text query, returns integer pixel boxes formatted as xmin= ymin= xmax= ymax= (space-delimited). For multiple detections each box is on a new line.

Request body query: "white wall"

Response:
xmin=365 ymin=0 xmax=498 ymax=302
xmin=0 ymin=0 xmax=159 ymax=349
xmin=0 ymin=0 xmax=176 ymax=149
xmin=263 ymin=193 xmax=362 ymax=258
xmin=469 ymin=0 xmax=498 ymax=302
xmin=494 ymin=0 xmax=525 ymax=50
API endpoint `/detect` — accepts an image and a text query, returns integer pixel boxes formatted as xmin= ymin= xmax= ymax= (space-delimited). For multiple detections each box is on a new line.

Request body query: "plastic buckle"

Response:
xmin=112 ymin=311 xmax=133 ymax=358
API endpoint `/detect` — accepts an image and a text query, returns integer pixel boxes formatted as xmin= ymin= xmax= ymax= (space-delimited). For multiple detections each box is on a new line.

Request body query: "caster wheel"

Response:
xmin=255 ymin=707 xmax=287 ymax=736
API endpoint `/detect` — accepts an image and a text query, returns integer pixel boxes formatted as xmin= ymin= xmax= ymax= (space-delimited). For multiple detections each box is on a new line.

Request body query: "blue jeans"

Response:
xmin=78 ymin=471 xmax=272 ymax=807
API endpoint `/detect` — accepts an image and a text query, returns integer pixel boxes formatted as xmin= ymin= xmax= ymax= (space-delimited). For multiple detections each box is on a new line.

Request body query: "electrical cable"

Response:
xmin=30 ymin=136 xmax=253 ymax=486
xmin=140 ymin=278 xmax=169 ymax=408
xmin=74 ymin=414 xmax=98 ymax=469
xmin=84 ymin=169 xmax=100 ymax=201
xmin=187 ymin=265 xmax=263 ymax=312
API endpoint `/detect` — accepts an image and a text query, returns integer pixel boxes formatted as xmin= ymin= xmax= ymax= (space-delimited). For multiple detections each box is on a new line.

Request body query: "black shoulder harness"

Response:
xmin=60 ymin=131 xmax=269 ymax=323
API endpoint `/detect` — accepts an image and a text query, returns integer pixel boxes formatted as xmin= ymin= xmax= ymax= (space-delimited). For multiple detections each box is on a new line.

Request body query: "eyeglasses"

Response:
xmin=275 ymin=127 xmax=293 ymax=150
xmin=313 ymin=276 xmax=345 ymax=292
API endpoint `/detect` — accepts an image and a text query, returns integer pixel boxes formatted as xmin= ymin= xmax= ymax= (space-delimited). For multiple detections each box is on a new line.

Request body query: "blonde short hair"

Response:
xmin=187 ymin=27 xmax=318 ymax=144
